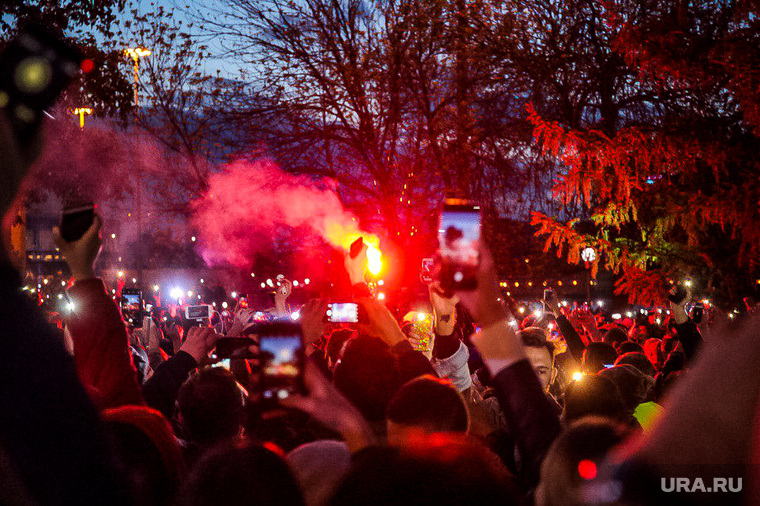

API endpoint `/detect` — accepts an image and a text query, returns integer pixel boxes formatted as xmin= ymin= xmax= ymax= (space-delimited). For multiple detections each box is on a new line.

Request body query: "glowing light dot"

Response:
xmin=132 ymin=278 xmax=137 ymax=283
xmin=266 ymin=279 xmax=274 ymax=288
xmin=533 ymin=309 xmax=543 ymax=318
xmin=57 ymin=294 xmax=63 ymax=299
xmin=514 ymin=282 xmax=519 ymax=287
xmin=518 ymin=307 xmax=525 ymax=314
xmin=170 ymin=287 xmax=183 ymax=299
xmin=231 ymin=292 xmax=238 ymax=298
xmin=191 ymin=236 xmax=196 ymax=242
xmin=558 ymin=281 xmax=563 ymax=286
xmin=66 ymin=302 xmax=75 ymax=311
xmin=377 ymin=292 xmax=386 ymax=301
xmin=293 ymin=280 xmax=299 ymax=287
xmin=572 ymin=371 xmax=584 ymax=382
xmin=417 ymin=312 xmax=426 ymax=321
xmin=153 ymin=285 xmax=159 ymax=291
xmin=684 ymin=280 xmax=693 ymax=287
xmin=578 ymin=460 xmax=597 ymax=480
xmin=43 ymin=279 xmax=49 ymax=285
xmin=222 ymin=302 xmax=228 ymax=309
xmin=291 ymin=311 xmax=301 ymax=321
xmin=110 ymin=233 xmax=116 ymax=239
xmin=597 ymin=300 xmax=604 ymax=307
xmin=378 ymin=280 xmax=385 ymax=286
xmin=304 ymin=278 xmax=310 ymax=285
xmin=187 ymin=291 xmax=193 ymax=297
xmin=251 ymin=272 xmax=255 ymax=277
xmin=260 ymin=283 xmax=266 ymax=288
xmin=572 ymin=280 xmax=578 ymax=286
xmin=61 ymin=281 xmax=66 ymax=286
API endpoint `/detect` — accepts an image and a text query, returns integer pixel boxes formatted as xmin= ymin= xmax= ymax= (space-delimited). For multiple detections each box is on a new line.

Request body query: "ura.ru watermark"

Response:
xmin=661 ymin=477 xmax=742 ymax=493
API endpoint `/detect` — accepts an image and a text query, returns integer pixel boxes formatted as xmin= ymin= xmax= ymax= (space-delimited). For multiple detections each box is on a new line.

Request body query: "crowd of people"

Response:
xmin=2 ymin=110 xmax=759 ymax=506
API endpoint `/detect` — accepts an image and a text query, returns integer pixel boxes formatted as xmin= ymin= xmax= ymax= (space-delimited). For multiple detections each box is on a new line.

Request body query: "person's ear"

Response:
xmin=550 ymin=366 xmax=558 ymax=387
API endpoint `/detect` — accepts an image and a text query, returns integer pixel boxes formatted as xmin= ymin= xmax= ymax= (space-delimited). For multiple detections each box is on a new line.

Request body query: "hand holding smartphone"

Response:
xmin=437 ymin=200 xmax=481 ymax=291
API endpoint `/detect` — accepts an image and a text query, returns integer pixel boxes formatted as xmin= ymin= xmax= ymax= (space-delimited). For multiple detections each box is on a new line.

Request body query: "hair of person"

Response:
xmin=598 ymin=364 xmax=654 ymax=414
xmin=333 ymin=336 xmax=401 ymax=421
xmin=563 ymin=375 xmax=627 ymax=425
xmin=176 ymin=367 xmax=245 ymax=446
xmin=175 ymin=441 xmax=304 ymax=506
xmin=518 ymin=327 xmax=555 ymax=364
xmin=386 ymin=375 xmax=469 ymax=434
xmin=582 ymin=342 xmax=618 ymax=374
xmin=537 ymin=417 xmax=628 ymax=506
xmin=604 ymin=327 xmax=629 ymax=346
xmin=103 ymin=406 xmax=186 ymax=506
xmin=325 ymin=328 xmax=356 ymax=365
xmin=615 ymin=352 xmax=657 ymax=378
xmin=617 ymin=341 xmax=644 ymax=355
xmin=330 ymin=434 xmax=518 ymax=505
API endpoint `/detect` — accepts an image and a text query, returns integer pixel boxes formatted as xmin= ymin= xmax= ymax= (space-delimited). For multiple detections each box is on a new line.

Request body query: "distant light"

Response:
xmin=514 ymin=281 xmax=519 ymax=287
xmin=572 ymin=280 xmax=578 ymax=286
xmin=655 ymin=318 xmax=662 ymax=325
xmin=572 ymin=371 xmax=583 ymax=382
xmin=61 ymin=281 xmax=66 ymax=286
xmin=231 ymin=292 xmax=238 ymax=299
xmin=222 ymin=301 xmax=228 ymax=309
xmin=221 ymin=310 xmax=229 ymax=317
xmin=153 ymin=284 xmax=160 ymax=292
xmin=378 ymin=280 xmax=385 ymax=286
xmin=417 ymin=312 xmax=426 ymax=321
xmin=197 ymin=295 xmax=201 ymax=299
xmin=112 ymin=289 xmax=116 ymax=294
xmin=377 ymin=292 xmax=386 ymax=301
xmin=187 ymin=291 xmax=193 ymax=297
xmin=729 ymin=313 xmax=735 ymax=319
xmin=509 ymin=320 xmax=518 ymax=328
xmin=43 ymin=279 xmax=49 ymax=285
xmin=578 ymin=460 xmax=597 ymax=480
xmin=191 ymin=236 xmax=196 ymax=242
xmin=250 ymin=272 xmax=255 ymax=277
xmin=117 ymin=271 xmax=124 ymax=278
xmin=132 ymin=278 xmax=137 ymax=284
xmin=66 ymin=302 xmax=75 ymax=312
xmin=212 ymin=302 xmax=216 ymax=307
xmin=200 ymin=278 xmax=204 ymax=283
xmin=291 ymin=311 xmax=301 ymax=321
xmin=533 ymin=309 xmax=543 ymax=318
xmin=518 ymin=307 xmax=525 ymax=314
xmin=304 ymin=278 xmax=310 ymax=285
xmin=57 ymin=294 xmax=63 ymax=299
xmin=561 ymin=301 xmax=568 ymax=306
xmin=611 ymin=313 xmax=621 ymax=320
xmin=170 ymin=287 xmax=183 ymax=299
xmin=293 ymin=280 xmax=299 ymax=287
xmin=625 ymin=311 xmax=633 ymax=317
xmin=110 ymin=233 xmax=116 ymax=239
xmin=597 ymin=300 xmax=604 ymax=307
xmin=266 ymin=279 xmax=274 ymax=288
xmin=684 ymin=280 xmax=693 ymax=287
xmin=581 ymin=247 xmax=596 ymax=263
xmin=260 ymin=283 xmax=266 ymax=289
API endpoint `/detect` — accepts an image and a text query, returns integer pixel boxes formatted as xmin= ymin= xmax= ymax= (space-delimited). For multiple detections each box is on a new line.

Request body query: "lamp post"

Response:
xmin=581 ymin=246 xmax=596 ymax=302
xmin=124 ymin=47 xmax=151 ymax=288
xmin=71 ymin=107 xmax=93 ymax=128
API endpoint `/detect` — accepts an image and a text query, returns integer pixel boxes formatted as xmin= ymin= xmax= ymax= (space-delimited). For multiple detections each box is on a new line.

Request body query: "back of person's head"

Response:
xmin=386 ymin=376 xmax=468 ymax=442
xmin=654 ymin=370 xmax=684 ymax=403
xmin=598 ymin=364 xmax=654 ymax=414
xmin=617 ymin=341 xmax=644 ymax=355
xmin=537 ymin=417 xmax=628 ymax=506
xmin=330 ymin=434 xmax=517 ymax=505
xmin=333 ymin=336 xmax=400 ymax=421
xmin=563 ymin=375 xmax=627 ymax=425
xmin=325 ymin=328 xmax=356 ymax=368
xmin=615 ymin=351 xmax=657 ymax=378
xmin=103 ymin=406 xmax=186 ymax=506
xmin=604 ymin=327 xmax=628 ymax=348
xmin=643 ymin=338 xmax=664 ymax=371
xmin=177 ymin=367 xmax=245 ymax=446
xmin=581 ymin=342 xmax=618 ymax=374
xmin=176 ymin=441 xmax=304 ymax=506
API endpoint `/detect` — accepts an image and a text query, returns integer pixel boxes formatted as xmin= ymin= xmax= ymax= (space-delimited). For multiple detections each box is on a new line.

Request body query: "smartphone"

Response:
xmin=257 ymin=322 xmax=305 ymax=401
xmin=0 ymin=24 xmax=82 ymax=142
xmin=184 ymin=304 xmax=213 ymax=321
xmin=213 ymin=337 xmax=256 ymax=359
xmin=692 ymin=301 xmax=705 ymax=324
xmin=328 ymin=303 xmax=359 ymax=323
xmin=438 ymin=200 xmax=481 ymax=291
xmin=120 ymin=289 xmax=143 ymax=328
xmin=60 ymin=202 xmax=95 ymax=243
xmin=239 ymin=294 xmax=249 ymax=309
xmin=420 ymin=257 xmax=435 ymax=285
xmin=211 ymin=358 xmax=231 ymax=370
xmin=349 ymin=237 xmax=364 ymax=258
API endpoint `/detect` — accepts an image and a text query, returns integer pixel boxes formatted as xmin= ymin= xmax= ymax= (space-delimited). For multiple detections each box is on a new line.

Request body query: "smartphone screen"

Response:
xmin=329 ymin=303 xmax=359 ymax=323
xmin=185 ymin=304 xmax=212 ymax=320
xmin=120 ymin=290 xmax=143 ymax=328
xmin=420 ymin=258 xmax=435 ymax=285
xmin=259 ymin=332 xmax=304 ymax=401
xmin=438 ymin=201 xmax=481 ymax=291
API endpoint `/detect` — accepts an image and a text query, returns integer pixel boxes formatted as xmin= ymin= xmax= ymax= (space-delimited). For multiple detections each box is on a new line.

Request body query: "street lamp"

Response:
xmin=124 ymin=46 xmax=150 ymax=288
xmin=71 ymin=107 xmax=93 ymax=128
xmin=581 ymin=247 xmax=596 ymax=302
xmin=124 ymin=47 xmax=151 ymax=110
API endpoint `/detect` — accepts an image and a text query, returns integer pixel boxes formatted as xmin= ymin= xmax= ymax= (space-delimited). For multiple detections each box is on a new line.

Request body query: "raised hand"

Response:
xmin=356 ymin=297 xmax=405 ymax=347
xmin=344 ymin=241 xmax=368 ymax=285
xmin=429 ymin=281 xmax=459 ymax=335
xmin=52 ymin=215 xmax=102 ymax=281
xmin=180 ymin=326 xmax=217 ymax=364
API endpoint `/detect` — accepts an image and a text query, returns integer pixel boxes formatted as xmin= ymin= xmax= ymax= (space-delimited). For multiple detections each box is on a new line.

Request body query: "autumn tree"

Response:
xmin=526 ymin=0 xmax=760 ymax=308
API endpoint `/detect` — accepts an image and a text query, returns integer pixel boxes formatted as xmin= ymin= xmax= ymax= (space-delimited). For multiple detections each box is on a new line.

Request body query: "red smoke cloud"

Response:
xmin=191 ymin=159 xmax=373 ymax=267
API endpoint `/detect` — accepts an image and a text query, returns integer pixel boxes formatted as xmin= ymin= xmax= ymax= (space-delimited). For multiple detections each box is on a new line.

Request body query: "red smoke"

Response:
xmin=191 ymin=159 xmax=374 ymax=267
